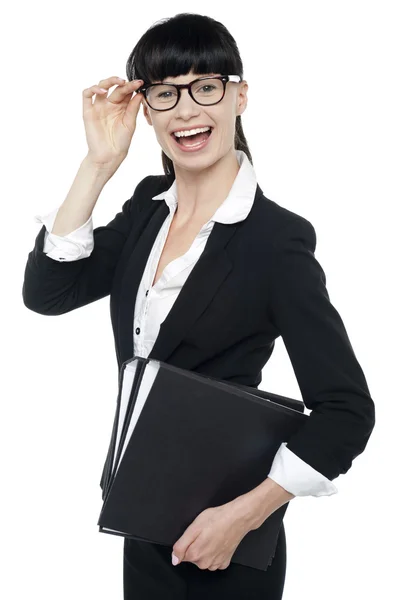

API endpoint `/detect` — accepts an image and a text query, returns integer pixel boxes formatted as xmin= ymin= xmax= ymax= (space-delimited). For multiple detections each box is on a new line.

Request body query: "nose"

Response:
xmin=174 ymin=87 xmax=201 ymax=114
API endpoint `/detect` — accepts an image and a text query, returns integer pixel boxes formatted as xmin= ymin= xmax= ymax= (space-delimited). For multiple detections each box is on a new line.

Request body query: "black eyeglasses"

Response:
xmin=137 ymin=75 xmax=242 ymax=111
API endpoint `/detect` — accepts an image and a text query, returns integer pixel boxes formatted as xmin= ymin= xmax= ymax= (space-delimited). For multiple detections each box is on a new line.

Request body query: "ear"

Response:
xmin=141 ymin=99 xmax=153 ymax=127
xmin=236 ymin=80 xmax=248 ymax=116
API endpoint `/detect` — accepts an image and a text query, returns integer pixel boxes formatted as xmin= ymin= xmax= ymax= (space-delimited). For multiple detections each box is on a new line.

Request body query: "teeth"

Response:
xmin=174 ymin=126 xmax=211 ymax=138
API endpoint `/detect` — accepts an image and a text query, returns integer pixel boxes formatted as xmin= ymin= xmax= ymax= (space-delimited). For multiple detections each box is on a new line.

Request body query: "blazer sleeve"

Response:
xmin=267 ymin=216 xmax=376 ymax=481
xmin=22 ymin=175 xmax=152 ymax=315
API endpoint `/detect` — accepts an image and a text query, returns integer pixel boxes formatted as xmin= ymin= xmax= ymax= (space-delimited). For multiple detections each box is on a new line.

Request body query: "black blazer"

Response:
xmin=22 ymin=174 xmax=375 ymax=489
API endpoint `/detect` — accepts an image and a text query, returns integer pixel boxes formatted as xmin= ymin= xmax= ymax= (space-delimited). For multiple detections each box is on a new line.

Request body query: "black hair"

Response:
xmin=125 ymin=12 xmax=252 ymax=185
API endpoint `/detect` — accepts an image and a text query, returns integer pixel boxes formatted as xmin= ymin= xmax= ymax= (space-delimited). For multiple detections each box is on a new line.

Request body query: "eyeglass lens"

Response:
xmin=146 ymin=78 xmax=224 ymax=109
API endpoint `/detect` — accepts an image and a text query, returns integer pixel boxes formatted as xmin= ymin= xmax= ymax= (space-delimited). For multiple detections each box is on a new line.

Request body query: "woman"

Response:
xmin=23 ymin=12 xmax=375 ymax=600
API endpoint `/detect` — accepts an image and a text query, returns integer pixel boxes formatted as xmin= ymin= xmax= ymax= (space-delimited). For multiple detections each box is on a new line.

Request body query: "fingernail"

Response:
xmin=171 ymin=553 xmax=180 ymax=565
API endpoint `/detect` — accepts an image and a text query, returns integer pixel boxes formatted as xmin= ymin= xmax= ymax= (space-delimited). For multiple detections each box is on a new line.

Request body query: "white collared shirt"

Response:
xmin=34 ymin=149 xmax=338 ymax=498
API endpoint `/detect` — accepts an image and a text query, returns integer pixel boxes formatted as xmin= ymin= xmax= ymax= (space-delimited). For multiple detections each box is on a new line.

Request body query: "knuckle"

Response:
xmin=185 ymin=549 xmax=197 ymax=562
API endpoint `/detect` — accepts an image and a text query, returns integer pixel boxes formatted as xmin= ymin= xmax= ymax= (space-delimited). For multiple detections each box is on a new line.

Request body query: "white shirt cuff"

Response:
xmin=34 ymin=207 xmax=94 ymax=261
xmin=267 ymin=442 xmax=338 ymax=497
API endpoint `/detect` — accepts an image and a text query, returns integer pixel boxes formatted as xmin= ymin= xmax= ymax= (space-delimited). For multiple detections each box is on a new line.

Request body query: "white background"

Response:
xmin=2 ymin=1 xmax=398 ymax=598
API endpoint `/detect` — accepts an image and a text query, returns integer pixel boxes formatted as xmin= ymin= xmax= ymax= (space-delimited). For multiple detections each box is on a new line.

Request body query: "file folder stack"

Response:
xmin=98 ymin=356 xmax=307 ymax=570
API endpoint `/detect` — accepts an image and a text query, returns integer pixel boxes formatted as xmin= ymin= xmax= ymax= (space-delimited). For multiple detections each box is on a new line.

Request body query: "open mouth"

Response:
xmin=171 ymin=128 xmax=213 ymax=145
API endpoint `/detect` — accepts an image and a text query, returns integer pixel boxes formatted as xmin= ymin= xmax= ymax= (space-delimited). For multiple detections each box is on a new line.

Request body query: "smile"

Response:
xmin=171 ymin=128 xmax=213 ymax=153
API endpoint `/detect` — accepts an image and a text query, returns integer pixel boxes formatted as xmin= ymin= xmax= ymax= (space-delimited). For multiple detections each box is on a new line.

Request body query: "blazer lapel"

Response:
xmin=148 ymin=221 xmax=236 ymax=362
xmin=117 ymin=200 xmax=238 ymax=366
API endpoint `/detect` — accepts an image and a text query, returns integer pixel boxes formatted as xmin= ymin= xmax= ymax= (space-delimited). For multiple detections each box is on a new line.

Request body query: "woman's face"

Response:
xmin=141 ymin=70 xmax=248 ymax=171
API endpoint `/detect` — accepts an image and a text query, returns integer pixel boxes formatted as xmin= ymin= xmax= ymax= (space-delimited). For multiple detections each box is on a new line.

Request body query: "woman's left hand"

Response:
xmin=171 ymin=502 xmax=253 ymax=571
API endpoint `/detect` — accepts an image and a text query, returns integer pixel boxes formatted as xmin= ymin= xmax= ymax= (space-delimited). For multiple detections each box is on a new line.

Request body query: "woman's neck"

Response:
xmin=172 ymin=148 xmax=240 ymax=227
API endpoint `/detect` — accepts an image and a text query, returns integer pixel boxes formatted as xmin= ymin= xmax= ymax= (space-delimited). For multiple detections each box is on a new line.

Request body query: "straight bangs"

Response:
xmin=126 ymin=15 xmax=243 ymax=84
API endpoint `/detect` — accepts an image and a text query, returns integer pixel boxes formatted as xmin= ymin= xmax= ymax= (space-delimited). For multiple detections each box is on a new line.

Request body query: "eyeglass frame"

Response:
xmin=137 ymin=75 xmax=242 ymax=111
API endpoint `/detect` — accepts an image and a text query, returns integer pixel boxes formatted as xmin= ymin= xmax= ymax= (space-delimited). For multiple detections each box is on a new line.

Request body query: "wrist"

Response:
xmin=233 ymin=478 xmax=295 ymax=531
xmin=228 ymin=492 xmax=265 ymax=532
xmin=84 ymin=153 xmax=125 ymax=176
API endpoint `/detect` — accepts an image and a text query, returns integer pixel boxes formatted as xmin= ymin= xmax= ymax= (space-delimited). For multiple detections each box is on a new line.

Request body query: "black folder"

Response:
xmin=98 ymin=356 xmax=307 ymax=571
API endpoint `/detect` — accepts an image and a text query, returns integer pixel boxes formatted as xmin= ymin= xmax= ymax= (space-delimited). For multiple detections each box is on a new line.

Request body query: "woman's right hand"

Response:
xmin=82 ymin=75 xmax=144 ymax=168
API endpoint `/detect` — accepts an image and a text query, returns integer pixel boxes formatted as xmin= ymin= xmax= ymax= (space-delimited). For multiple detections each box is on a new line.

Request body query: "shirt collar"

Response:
xmin=151 ymin=149 xmax=257 ymax=224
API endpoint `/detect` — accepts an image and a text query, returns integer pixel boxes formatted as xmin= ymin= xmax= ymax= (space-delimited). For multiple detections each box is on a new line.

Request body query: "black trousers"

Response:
xmin=123 ymin=522 xmax=286 ymax=599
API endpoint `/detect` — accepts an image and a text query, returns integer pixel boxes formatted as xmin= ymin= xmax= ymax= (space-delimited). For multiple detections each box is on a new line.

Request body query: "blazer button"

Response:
xmin=145 ymin=290 xmax=149 ymax=296
xmin=135 ymin=327 xmax=140 ymax=334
